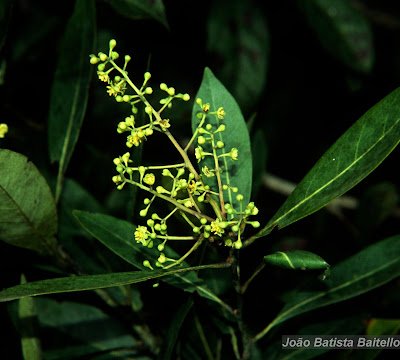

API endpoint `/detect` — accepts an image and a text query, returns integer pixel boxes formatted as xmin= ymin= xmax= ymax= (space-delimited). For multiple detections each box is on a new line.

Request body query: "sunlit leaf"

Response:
xmin=192 ymin=67 xmax=252 ymax=212
xmin=0 ymin=149 xmax=58 ymax=255
xmin=256 ymin=87 xmax=400 ymax=239
xmin=253 ymin=235 xmax=400 ymax=341
xmin=48 ymin=0 xmax=96 ymax=202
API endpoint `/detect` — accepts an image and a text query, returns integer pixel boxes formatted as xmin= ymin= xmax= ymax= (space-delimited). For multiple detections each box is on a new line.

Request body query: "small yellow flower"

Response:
xmin=0 ymin=123 xmax=8 ymax=138
xmin=195 ymin=146 xmax=205 ymax=162
xmin=159 ymin=118 xmax=171 ymax=130
xmin=211 ymin=220 xmax=224 ymax=237
xmin=217 ymin=107 xmax=226 ymax=119
xmin=143 ymin=173 xmax=156 ymax=186
xmin=202 ymin=166 xmax=215 ymax=178
xmin=127 ymin=132 xmax=141 ymax=147
xmin=230 ymin=148 xmax=238 ymax=161
xmin=97 ymin=71 xmax=109 ymax=83
xmin=202 ymin=103 xmax=210 ymax=112
xmin=134 ymin=226 xmax=149 ymax=244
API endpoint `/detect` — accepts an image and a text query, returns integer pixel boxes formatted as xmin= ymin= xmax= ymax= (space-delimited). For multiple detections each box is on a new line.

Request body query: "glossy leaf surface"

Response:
xmin=264 ymin=250 xmax=329 ymax=271
xmin=299 ymin=0 xmax=374 ymax=73
xmin=48 ymin=0 xmax=95 ymax=201
xmin=254 ymin=235 xmax=400 ymax=341
xmin=0 ymin=149 xmax=57 ymax=255
xmin=256 ymin=87 xmax=400 ymax=239
xmin=73 ymin=211 xmax=231 ymax=310
xmin=0 ymin=265 xmax=225 ymax=303
xmin=192 ymin=68 xmax=252 ymax=211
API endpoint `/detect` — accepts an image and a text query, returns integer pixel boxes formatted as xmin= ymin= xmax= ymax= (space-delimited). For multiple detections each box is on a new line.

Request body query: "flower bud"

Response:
xmin=109 ymin=39 xmax=117 ymax=50
xmin=98 ymin=52 xmax=108 ymax=62
xmin=143 ymin=173 xmax=155 ymax=185
xmin=140 ymin=209 xmax=148 ymax=217
xmin=182 ymin=94 xmax=190 ymax=101
xmin=167 ymin=87 xmax=175 ymax=96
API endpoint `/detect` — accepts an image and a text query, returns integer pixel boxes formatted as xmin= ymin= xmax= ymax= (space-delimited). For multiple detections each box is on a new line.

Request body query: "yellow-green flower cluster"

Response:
xmin=0 ymin=123 xmax=8 ymax=138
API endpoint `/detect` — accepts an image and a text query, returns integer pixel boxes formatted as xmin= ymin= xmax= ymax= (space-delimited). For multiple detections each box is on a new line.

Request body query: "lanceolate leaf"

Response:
xmin=18 ymin=275 xmax=42 ymax=360
xmin=192 ymin=68 xmax=252 ymax=211
xmin=0 ymin=264 xmax=227 ymax=303
xmin=299 ymin=0 xmax=374 ymax=73
xmin=0 ymin=149 xmax=57 ymax=255
xmin=253 ymin=235 xmax=400 ymax=341
xmin=73 ymin=211 xmax=232 ymax=310
xmin=256 ymin=87 xmax=400 ymax=239
xmin=264 ymin=250 xmax=329 ymax=271
xmin=48 ymin=0 xmax=96 ymax=202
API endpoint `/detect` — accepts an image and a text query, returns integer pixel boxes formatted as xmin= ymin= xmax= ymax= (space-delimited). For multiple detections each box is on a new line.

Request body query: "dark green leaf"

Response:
xmin=0 ymin=0 xmax=12 ymax=51
xmin=73 ymin=211 xmax=232 ymax=310
xmin=0 ymin=149 xmax=58 ymax=255
xmin=207 ymin=0 xmax=269 ymax=113
xmin=106 ymin=0 xmax=168 ymax=29
xmin=48 ymin=0 xmax=96 ymax=202
xmin=367 ymin=318 xmax=400 ymax=336
xmin=18 ymin=275 xmax=42 ymax=360
xmin=356 ymin=182 xmax=398 ymax=235
xmin=299 ymin=0 xmax=374 ymax=73
xmin=253 ymin=235 xmax=400 ymax=341
xmin=158 ymin=298 xmax=193 ymax=360
xmin=192 ymin=67 xmax=252 ymax=211
xmin=0 ymin=264 xmax=225 ymax=302
xmin=36 ymin=298 xmax=139 ymax=360
xmin=264 ymin=250 xmax=330 ymax=271
xmin=256 ymin=87 xmax=400 ymax=239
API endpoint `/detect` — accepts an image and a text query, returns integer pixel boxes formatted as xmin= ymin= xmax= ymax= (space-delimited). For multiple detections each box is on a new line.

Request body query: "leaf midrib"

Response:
xmin=268 ymin=255 xmax=400 ymax=331
xmin=267 ymin=116 xmax=400 ymax=230
xmin=76 ymin=213 xmax=229 ymax=309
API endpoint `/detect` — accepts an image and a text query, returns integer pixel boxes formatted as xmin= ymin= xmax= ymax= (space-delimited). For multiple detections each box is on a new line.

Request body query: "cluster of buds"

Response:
xmin=90 ymin=39 xmax=261 ymax=269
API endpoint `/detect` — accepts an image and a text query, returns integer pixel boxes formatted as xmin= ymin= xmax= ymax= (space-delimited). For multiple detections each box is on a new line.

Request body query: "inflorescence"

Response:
xmin=90 ymin=39 xmax=259 ymax=269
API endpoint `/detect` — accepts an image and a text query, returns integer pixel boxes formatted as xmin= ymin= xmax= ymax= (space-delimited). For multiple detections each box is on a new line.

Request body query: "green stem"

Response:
xmin=185 ymin=113 xmax=207 ymax=152
xmin=194 ymin=313 xmax=215 ymax=360
xmin=122 ymin=176 xmax=215 ymax=223
xmin=210 ymin=134 xmax=226 ymax=218
xmin=240 ymin=262 xmax=266 ymax=294
xmin=156 ymin=235 xmax=196 ymax=241
xmin=111 ymin=59 xmax=200 ymax=181
xmin=163 ymin=238 xmax=203 ymax=269
xmin=130 ymin=163 xmax=185 ymax=171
